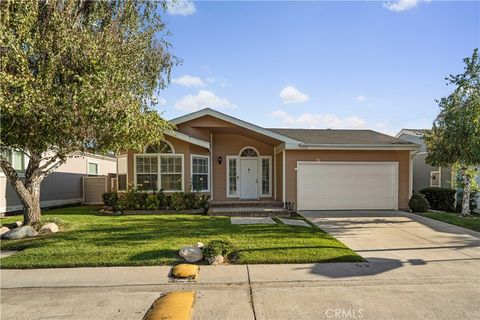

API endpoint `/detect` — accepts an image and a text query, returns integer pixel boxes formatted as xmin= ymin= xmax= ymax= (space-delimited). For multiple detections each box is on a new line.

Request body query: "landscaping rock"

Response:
xmin=6 ymin=221 xmax=23 ymax=229
xmin=179 ymin=246 xmax=203 ymax=263
xmin=2 ymin=226 xmax=38 ymax=240
xmin=208 ymin=255 xmax=224 ymax=265
xmin=39 ymin=222 xmax=59 ymax=234
xmin=195 ymin=242 xmax=204 ymax=249
xmin=0 ymin=226 xmax=10 ymax=236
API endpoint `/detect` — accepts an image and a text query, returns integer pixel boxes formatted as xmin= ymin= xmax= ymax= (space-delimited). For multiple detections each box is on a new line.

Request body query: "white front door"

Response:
xmin=240 ymin=159 xmax=258 ymax=199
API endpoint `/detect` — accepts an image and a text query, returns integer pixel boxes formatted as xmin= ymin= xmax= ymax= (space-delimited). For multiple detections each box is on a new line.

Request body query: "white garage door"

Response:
xmin=297 ymin=162 xmax=398 ymax=211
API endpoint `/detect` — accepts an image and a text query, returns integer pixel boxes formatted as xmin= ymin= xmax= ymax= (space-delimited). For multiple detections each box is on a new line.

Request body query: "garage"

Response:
xmin=297 ymin=161 xmax=399 ymax=211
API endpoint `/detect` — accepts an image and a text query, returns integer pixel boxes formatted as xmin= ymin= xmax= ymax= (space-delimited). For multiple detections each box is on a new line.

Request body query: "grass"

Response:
xmin=0 ymin=206 xmax=362 ymax=269
xmin=420 ymin=211 xmax=480 ymax=232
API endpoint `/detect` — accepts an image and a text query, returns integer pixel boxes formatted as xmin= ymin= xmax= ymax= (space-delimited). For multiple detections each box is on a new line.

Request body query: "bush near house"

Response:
xmin=409 ymin=193 xmax=430 ymax=212
xmin=102 ymin=188 xmax=209 ymax=212
xmin=419 ymin=187 xmax=456 ymax=212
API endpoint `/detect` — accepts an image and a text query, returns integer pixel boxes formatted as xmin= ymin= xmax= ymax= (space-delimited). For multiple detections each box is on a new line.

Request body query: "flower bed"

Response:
xmin=102 ymin=188 xmax=209 ymax=214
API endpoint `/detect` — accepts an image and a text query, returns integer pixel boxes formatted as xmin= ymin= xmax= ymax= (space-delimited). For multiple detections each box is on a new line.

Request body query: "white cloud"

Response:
xmin=279 ymin=86 xmax=309 ymax=104
xmin=206 ymin=76 xmax=232 ymax=88
xmin=172 ymin=75 xmax=205 ymax=87
xmin=269 ymin=110 xmax=368 ymax=129
xmin=157 ymin=97 xmax=167 ymax=106
xmin=167 ymin=0 xmax=196 ymax=16
xmin=175 ymin=90 xmax=235 ymax=112
xmin=356 ymin=95 xmax=367 ymax=102
xmin=383 ymin=0 xmax=429 ymax=12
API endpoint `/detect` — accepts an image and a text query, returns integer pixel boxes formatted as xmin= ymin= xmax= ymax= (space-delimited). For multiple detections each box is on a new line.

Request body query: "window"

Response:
xmin=240 ymin=147 xmax=258 ymax=157
xmin=261 ymin=158 xmax=270 ymax=195
xmin=118 ymin=174 xmax=127 ymax=191
xmin=146 ymin=141 xmax=173 ymax=154
xmin=136 ymin=156 xmax=158 ymax=191
xmin=227 ymin=157 xmax=238 ymax=196
xmin=160 ymin=156 xmax=183 ymax=191
xmin=1 ymin=149 xmax=26 ymax=174
xmin=192 ymin=155 xmax=209 ymax=192
xmin=430 ymin=170 xmax=440 ymax=187
xmin=88 ymin=161 xmax=99 ymax=175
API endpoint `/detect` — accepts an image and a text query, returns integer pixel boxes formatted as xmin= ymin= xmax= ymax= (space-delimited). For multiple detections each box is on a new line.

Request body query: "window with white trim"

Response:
xmin=261 ymin=158 xmax=270 ymax=195
xmin=160 ymin=155 xmax=183 ymax=191
xmin=1 ymin=149 xmax=26 ymax=173
xmin=192 ymin=155 xmax=209 ymax=192
xmin=136 ymin=156 xmax=158 ymax=191
xmin=135 ymin=142 xmax=183 ymax=192
xmin=88 ymin=161 xmax=99 ymax=175
xmin=430 ymin=170 xmax=440 ymax=187
xmin=228 ymin=157 xmax=238 ymax=196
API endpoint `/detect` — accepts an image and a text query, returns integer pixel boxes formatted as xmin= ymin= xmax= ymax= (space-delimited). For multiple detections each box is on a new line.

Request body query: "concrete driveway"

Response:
xmin=300 ymin=210 xmax=480 ymax=263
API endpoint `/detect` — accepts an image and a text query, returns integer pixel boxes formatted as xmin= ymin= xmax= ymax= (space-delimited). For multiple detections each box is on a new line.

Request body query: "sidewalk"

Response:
xmin=2 ymin=260 xmax=479 ymax=320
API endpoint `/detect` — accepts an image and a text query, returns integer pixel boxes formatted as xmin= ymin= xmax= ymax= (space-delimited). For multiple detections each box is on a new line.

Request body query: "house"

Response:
xmin=396 ymin=129 xmax=454 ymax=191
xmin=117 ymin=108 xmax=418 ymax=211
xmin=0 ymin=152 xmax=116 ymax=214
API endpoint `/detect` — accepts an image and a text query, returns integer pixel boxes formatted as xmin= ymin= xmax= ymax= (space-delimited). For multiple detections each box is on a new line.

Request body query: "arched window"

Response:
xmin=240 ymin=147 xmax=259 ymax=157
xmin=145 ymin=141 xmax=173 ymax=154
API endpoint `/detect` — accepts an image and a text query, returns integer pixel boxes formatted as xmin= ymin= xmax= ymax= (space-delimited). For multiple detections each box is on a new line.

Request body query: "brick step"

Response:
xmin=208 ymin=200 xmax=284 ymax=208
xmin=208 ymin=207 xmax=290 ymax=217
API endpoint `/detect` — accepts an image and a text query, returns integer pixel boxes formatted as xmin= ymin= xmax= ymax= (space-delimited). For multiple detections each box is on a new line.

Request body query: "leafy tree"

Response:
xmin=0 ymin=0 xmax=176 ymax=224
xmin=424 ymin=49 xmax=480 ymax=216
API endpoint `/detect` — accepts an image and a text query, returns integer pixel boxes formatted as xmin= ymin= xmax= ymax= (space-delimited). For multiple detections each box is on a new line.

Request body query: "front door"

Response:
xmin=240 ymin=159 xmax=258 ymax=199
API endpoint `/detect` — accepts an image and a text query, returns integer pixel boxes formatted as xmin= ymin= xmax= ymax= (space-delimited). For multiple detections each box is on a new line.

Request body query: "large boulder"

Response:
xmin=179 ymin=246 xmax=203 ymax=263
xmin=2 ymin=226 xmax=38 ymax=240
xmin=39 ymin=223 xmax=59 ymax=234
xmin=0 ymin=226 xmax=10 ymax=236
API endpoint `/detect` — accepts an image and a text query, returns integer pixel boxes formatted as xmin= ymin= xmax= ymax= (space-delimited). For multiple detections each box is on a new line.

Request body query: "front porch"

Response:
xmin=208 ymin=199 xmax=290 ymax=217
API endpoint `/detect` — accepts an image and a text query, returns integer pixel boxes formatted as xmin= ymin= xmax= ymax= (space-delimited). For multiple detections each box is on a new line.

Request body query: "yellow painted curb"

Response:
xmin=144 ymin=291 xmax=196 ymax=320
xmin=171 ymin=264 xmax=199 ymax=280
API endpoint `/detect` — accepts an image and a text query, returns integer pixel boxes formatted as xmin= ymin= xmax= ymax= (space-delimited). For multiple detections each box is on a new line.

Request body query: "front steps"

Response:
xmin=207 ymin=200 xmax=290 ymax=217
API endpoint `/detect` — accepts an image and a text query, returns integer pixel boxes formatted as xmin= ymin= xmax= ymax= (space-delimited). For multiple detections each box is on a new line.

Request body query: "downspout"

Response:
xmin=282 ymin=150 xmax=286 ymax=204
xmin=210 ymin=133 xmax=213 ymax=201
xmin=273 ymin=147 xmax=276 ymax=200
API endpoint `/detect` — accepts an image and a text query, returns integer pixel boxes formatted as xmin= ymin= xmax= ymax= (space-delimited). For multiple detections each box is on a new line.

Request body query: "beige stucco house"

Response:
xmin=117 ymin=108 xmax=418 ymax=211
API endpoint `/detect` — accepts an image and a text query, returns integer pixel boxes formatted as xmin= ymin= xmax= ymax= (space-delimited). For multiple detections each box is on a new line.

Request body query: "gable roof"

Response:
xmin=170 ymin=108 xmax=418 ymax=150
xmin=269 ymin=128 xmax=413 ymax=146
xmin=395 ymin=128 xmax=428 ymax=138
xmin=170 ymin=108 xmax=302 ymax=144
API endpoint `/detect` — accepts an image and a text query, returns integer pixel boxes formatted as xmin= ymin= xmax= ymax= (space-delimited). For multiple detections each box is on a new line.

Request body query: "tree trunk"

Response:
xmin=0 ymin=155 xmax=44 ymax=225
xmin=461 ymin=170 xmax=471 ymax=217
xmin=22 ymin=178 xmax=42 ymax=224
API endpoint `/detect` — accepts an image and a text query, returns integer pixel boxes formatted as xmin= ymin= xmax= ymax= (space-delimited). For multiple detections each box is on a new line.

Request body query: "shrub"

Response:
xmin=419 ymin=187 xmax=456 ymax=212
xmin=203 ymin=239 xmax=236 ymax=260
xmin=171 ymin=192 xmax=210 ymax=211
xmin=102 ymin=192 xmax=119 ymax=210
xmin=409 ymin=193 xmax=430 ymax=212
xmin=145 ymin=194 xmax=161 ymax=210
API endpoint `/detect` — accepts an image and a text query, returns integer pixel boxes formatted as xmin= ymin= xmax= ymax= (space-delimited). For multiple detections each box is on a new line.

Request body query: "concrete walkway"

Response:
xmin=2 ymin=211 xmax=479 ymax=319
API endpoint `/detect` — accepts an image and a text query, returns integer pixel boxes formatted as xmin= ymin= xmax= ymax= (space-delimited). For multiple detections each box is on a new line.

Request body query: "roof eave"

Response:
xmin=286 ymin=143 xmax=420 ymax=151
xmin=170 ymin=108 xmax=302 ymax=144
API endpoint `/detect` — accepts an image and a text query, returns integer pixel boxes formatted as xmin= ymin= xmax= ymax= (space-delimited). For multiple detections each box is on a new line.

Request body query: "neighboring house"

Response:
xmin=396 ymin=129 xmax=454 ymax=191
xmin=118 ymin=108 xmax=418 ymax=211
xmin=0 ymin=152 xmax=116 ymax=214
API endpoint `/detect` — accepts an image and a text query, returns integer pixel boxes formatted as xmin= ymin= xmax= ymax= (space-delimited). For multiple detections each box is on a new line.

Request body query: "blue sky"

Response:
xmin=156 ymin=0 xmax=479 ymax=136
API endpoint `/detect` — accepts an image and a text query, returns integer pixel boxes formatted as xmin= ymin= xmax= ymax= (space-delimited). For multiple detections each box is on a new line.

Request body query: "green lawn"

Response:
xmin=420 ymin=211 xmax=480 ymax=232
xmin=0 ymin=207 xmax=362 ymax=268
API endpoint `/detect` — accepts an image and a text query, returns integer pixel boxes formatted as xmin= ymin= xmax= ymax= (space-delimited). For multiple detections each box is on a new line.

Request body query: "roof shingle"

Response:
xmin=267 ymin=128 xmax=413 ymax=145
